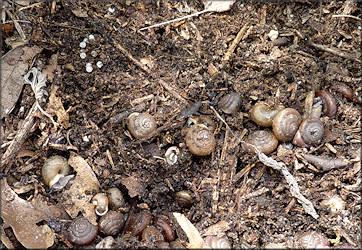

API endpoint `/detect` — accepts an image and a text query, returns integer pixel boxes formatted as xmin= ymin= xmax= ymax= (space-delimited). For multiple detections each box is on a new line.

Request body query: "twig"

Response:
xmin=210 ymin=106 xmax=320 ymax=219
xmin=332 ymin=14 xmax=361 ymax=20
xmin=1 ymin=102 xmax=37 ymax=170
xmin=308 ymin=42 xmax=361 ymax=62
xmin=158 ymin=79 xmax=188 ymax=104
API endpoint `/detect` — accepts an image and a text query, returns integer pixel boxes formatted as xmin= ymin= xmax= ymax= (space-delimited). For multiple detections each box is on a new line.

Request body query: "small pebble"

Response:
xmin=83 ymin=135 xmax=89 ymax=142
xmin=89 ymin=34 xmax=95 ymax=40
xmin=96 ymin=61 xmax=103 ymax=68
xmin=79 ymin=41 xmax=87 ymax=48
xmin=108 ymin=7 xmax=115 ymax=13
xmin=83 ymin=37 xmax=88 ymax=43
xmin=80 ymin=52 xmax=86 ymax=59
xmin=86 ymin=63 xmax=93 ymax=73
xmin=91 ymin=50 xmax=98 ymax=57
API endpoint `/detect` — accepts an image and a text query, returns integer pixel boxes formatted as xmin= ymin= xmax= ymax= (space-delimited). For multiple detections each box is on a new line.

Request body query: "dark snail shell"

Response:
xmin=98 ymin=211 xmax=125 ymax=236
xmin=128 ymin=211 xmax=152 ymax=236
xmin=250 ymin=103 xmax=284 ymax=127
xmin=293 ymin=118 xmax=324 ymax=147
xmin=141 ymin=226 xmax=164 ymax=243
xmin=174 ymin=190 xmax=193 ymax=208
xmin=246 ymin=130 xmax=278 ymax=155
xmin=315 ymin=90 xmax=337 ymax=118
xmin=154 ymin=217 xmax=176 ymax=242
xmin=127 ymin=112 xmax=156 ymax=139
xmin=272 ymin=108 xmax=302 ymax=142
xmin=218 ymin=92 xmax=242 ymax=114
xmin=185 ymin=124 xmax=216 ymax=156
xmin=66 ymin=216 xmax=98 ymax=245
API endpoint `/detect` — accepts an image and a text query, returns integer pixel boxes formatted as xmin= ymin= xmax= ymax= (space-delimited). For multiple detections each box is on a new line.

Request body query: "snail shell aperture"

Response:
xmin=127 ymin=112 xmax=156 ymax=139
xmin=42 ymin=155 xmax=70 ymax=187
xmin=92 ymin=193 xmax=109 ymax=216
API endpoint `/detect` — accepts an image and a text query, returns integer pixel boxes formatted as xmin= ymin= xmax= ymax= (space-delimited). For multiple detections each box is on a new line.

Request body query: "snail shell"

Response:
xmin=204 ymin=235 xmax=231 ymax=249
xmin=66 ymin=216 xmax=98 ymax=245
xmin=127 ymin=112 xmax=156 ymax=139
xmin=141 ymin=226 xmax=164 ymax=243
xmin=315 ymin=90 xmax=337 ymax=117
xmin=92 ymin=193 xmax=109 ymax=216
xmin=250 ymin=103 xmax=284 ymax=127
xmin=218 ymin=92 xmax=242 ymax=114
xmin=185 ymin=124 xmax=216 ymax=156
xmin=42 ymin=155 xmax=70 ymax=187
xmin=294 ymin=231 xmax=329 ymax=248
xmin=293 ymin=118 xmax=324 ymax=147
xmin=272 ymin=108 xmax=302 ymax=142
xmin=106 ymin=187 xmax=125 ymax=209
xmin=154 ymin=217 xmax=176 ymax=242
xmin=165 ymin=146 xmax=179 ymax=165
xmin=174 ymin=190 xmax=193 ymax=208
xmin=128 ymin=211 xmax=152 ymax=236
xmin=246 ymin=130 xmax=278 ymax=155
xmin=98 ymin=211 xmax=125 ymax=236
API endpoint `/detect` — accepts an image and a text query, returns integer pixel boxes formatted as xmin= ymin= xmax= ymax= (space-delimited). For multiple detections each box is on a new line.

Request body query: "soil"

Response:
xmin=1 ymin=0 xmax=361 ymax=249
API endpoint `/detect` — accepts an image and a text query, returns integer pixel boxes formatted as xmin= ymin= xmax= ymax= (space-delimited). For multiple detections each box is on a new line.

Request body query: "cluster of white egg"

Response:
xmin=79 ymin=34 xmax=104 ymax=73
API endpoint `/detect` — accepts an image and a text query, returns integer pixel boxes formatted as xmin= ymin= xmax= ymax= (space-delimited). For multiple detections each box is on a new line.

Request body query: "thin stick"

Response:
xmin=332 ymin=14 xmax=361 ymax=20
xmin=139 ymin=9 xmax=210 ymax=31
xmin=309 ymin=42 xmax=361 ymax=62
xmin=222 ymin=22 xmax=250 ymax=65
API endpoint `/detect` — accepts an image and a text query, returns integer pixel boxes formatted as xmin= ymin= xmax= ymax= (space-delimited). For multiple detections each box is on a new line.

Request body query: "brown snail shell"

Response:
xmin=128 ymin=211 xmax=152 ymax=236
xmin=174 ymin=190 xmax=193 ymax=208
xmin=272 ymin=108 xmax=302 ymax=142
xmin=293 ymin=118 xmax=324 ymax=147
xmin=106 ymin=187 xmax=125 ymax=209
xmin=154 ymin=217 xmax=176 ymax=242
xmin=294 ymin=231 xmax=329 ymax=248
xmin=42 ymin=155 xmax=70 ymax=187
xmin=204 ymin=235 xmax=231 ymax=249
xmin=315 ymin=90 xmax=337 ymax=118
xmin=218 ymin=92 xmax=242 ymax=114
xmin=127 ymin=112 xmax=156 ymax=139
xmin=185 ymin=124 xmax=216 ymax=156
xmin=66 ymin=216 xmax=98 ymax=245
xmin=141 ymin=226 xmax=164 ymax=243
xmin=98 ymin=211 xmax=125 ymax=236
xmin=250 ymin=103 xmax=284 ymax=127
xmin=92 ymin=193 xmax=109 ymax=216
xmin=246 ymin=130 xmax=278 ymax=155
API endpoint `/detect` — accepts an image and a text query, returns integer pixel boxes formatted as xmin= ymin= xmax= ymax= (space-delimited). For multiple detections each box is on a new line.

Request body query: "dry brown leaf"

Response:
xmin=1 ymin=45 xmax=42 ymax=118
xmin=72 ymin=8 xmax=89 ymax=17
xmin=31 ymin=194 xmax=70 ymax=220
xmin=60 ymin=154 xmax=100 ymax=225
xmin=1 ymin=179 xmax=55 ymax=249
xmin=172 ymin=212 xmax=209 ymax=249
xmin=42 ymin=54 xmax=62 ymax=82
xmin=46 ymin=90 xmax=70 ymax=128
xmin=121 ymin=176 xmax=145 ymax=198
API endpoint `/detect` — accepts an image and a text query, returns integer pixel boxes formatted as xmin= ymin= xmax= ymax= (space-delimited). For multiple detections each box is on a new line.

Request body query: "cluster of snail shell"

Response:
xmin=246 ymin=90 xmax=336 ymax=154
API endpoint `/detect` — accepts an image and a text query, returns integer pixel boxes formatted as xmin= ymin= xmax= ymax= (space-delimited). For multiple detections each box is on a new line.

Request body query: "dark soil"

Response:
xmin=1 ymin=1 xmax=361 ymax=249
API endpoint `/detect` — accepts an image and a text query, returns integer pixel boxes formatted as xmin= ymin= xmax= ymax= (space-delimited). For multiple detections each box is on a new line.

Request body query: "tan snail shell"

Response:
xmin=42 ymin=155 xmax=70 ymax=187
xmin=92 ymin=193 xmax=109 ymax=216
xmin=98 ymin=211 xmax=125 ymax=236
xmin=204 ymin=235 xmax=231 ymax=249
xmin=218 ymin=92 xmax=242 ymax=114
xmin=292 ymin=118 xmax=324 ymax=147
xmin=127 ymin=112 xmax=156 ymax=139
xmin=294 ymin=231 xmax=329 ymax=248
xmin=185 ymin=124 xmax=216 ymax=156
xmin=272 ymin=108 xmax=302 ymax=142
xmin=106 ymin=187 xmax=125 ymax=209
xmin=250 ymin=103 xmax=284 ymax=127
xmin=246 ymin=130 xmax=278 ymax=155
xmin=66 ymin=216 xmax=98 ymax=245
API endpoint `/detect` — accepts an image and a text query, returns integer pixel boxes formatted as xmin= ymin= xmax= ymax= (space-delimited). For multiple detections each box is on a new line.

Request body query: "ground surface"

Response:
xmin=1 ymin=0 xmax=361 ymax=249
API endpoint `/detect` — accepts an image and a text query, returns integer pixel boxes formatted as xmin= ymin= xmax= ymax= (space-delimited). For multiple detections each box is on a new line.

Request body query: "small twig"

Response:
xmin=158 ymin=79 xmax=188 ymax=104
xmin=308 ymin=42 xmax=361 ymax=62
xmin=332 ymin=14 xmax=361 ymax=20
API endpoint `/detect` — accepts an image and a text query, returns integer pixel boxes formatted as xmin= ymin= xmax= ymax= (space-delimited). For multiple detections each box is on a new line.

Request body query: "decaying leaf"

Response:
xmin=172 ymin=212 xmax=209 ymax=249
xmin=1 ymin=179 xmax=55 ymax=249
xmin=121 ymin=176 xmax=146 ymax=198
xmin=42 ymin=54 xmax=62 ymax=82
xmin=46 ymin=90 xmax=70 ymax=128
xmin=1 ymin=45 xmax=42 ymax=118
xmin=72 ymin=8 xmax=89 ymax=17
xmin=60 ymin=154 xmax=100 ymax=225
